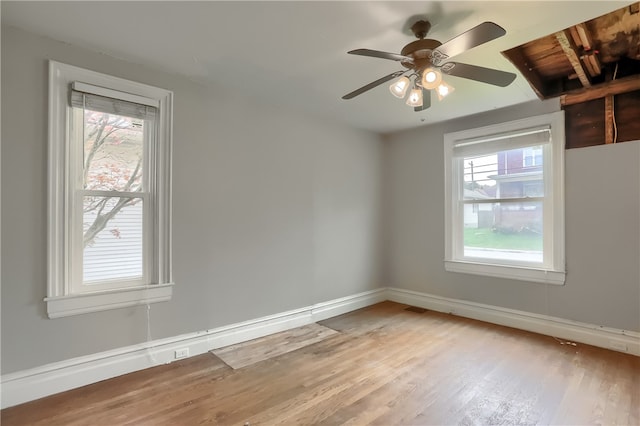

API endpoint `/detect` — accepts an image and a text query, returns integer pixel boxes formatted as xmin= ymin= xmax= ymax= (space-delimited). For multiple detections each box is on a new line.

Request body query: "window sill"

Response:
xmin=444 ymin=260 xmax=565 ymax=285
xmin=45 ymin=283 xmax=174 ymax=318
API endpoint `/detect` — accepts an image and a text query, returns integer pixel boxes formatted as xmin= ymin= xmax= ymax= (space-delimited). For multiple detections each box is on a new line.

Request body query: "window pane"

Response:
xmin=82 ymin=110 xmax=144 ymax=192
xmin=463 ymin=145 xmax=544 ymax=201
xmin=463 ymin=201 xmax=543 ymax=263
xmin=523 ymin=146 xmax=543 ymax=168
xmin=83 ymin=196 xmax=143 ymax=284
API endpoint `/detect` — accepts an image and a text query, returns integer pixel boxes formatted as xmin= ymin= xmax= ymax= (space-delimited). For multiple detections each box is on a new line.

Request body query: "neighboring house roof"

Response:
xmin=464 ymin=188 xmax=492 ymax=200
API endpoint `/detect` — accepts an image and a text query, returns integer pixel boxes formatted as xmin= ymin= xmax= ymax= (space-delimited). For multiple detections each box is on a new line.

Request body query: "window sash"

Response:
xmin=69 ymin=95 xmax=155 ymax=293
xmin=452 ymin=144 xmax=551 ymax=268
xmin=461 ymin=197 xmax=544 ymax=204
xmin=72 ymin=192 xmax=149 ymax=293
xmin=72 ymin=107 xmax=152 ymax=194
xmin=453 ymin=203 xmax=546 ymax=265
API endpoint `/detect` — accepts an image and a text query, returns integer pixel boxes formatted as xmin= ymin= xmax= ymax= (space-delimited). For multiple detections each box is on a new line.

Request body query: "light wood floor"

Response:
xmin=2 ymin=301 xmax=639 ymax=425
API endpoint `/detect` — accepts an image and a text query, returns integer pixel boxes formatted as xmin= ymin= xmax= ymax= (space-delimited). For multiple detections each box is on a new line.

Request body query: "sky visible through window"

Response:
xmin=464 ymin=154 xmax=497 ymax=188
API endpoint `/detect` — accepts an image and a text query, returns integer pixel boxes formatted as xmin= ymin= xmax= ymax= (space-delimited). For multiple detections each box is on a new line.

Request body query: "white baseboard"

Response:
xmin=3 ymin=286 xmax=636 ymax=409
xmin=0 ymin=288 xmax=386 ymax=409
xmin=312 ymin=288 xmax=387 ymax=322
xmin=386 ymin=287 xmax=640 ymax=357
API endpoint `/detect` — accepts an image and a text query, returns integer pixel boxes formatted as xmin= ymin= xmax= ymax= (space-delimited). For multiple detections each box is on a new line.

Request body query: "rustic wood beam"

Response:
xmin=604 ymin=95 xmax=614 ymax=144
xmin=586 ymin=55 xmax=602 ymax=77
xmin=575 ymin=24 xmax=593 ymax=50
xmin=568 ymin=26 xmax=582 ymax=48
xmin=555 ymin=30 xmax=591 ymax=87
xmin=575 ymin=24 xmax=602 ymax=77
xmin=560 ymin=74 xmax=640 ymax=105
xmin=581 ymin=55 xmax=598 ymax=77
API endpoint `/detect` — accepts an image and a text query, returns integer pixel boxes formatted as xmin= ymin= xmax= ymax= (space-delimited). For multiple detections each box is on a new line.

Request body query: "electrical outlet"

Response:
xmin=174 ymin=348 xmax=190 ymax=359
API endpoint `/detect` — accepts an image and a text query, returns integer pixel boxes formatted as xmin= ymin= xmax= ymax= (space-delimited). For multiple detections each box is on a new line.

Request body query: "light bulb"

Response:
xmin=405 ymin=88 xmax=423 ymax=107
xmin=436 ymin=81 xmax=455 ymax=101
xmin=421 ymin=68 xmax=442 ymax=90
xmin=389 ymin=76 xmax=410 ymax=98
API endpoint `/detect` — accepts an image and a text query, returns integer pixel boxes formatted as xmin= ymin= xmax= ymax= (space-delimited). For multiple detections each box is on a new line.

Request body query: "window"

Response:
xmin=523 ymin=146 xmax=543 ymax=167
xmin=444 ymin=112 xmax=565 ymax=285
xmin=47 ymin=61 xmax=174 ymax=318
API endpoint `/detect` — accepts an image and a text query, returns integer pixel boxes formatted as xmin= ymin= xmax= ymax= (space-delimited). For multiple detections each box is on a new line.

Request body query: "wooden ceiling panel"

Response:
xmin=519 ymin=37 xmax=574 ymax=79
xmin=502 ymin=2 xmax=640 ymax=99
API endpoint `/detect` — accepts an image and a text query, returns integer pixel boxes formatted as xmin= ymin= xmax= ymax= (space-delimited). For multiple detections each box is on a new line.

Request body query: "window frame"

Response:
xmin=443 ymin=111 xmax=566 ymax=285
xmin=47 ymin=61 xmax=174 ymax=318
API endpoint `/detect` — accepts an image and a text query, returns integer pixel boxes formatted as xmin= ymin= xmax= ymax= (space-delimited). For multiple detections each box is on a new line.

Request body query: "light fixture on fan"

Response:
xmin=388 ymin=68 xmax=453 ymax=108
xmin=421 ymin=68 xmax=442 ymax=89
xmin=405 ymin=86 xmax=423 ymax=107
xmin=389 ymin=76 xmax=410 ymax=98
xmin=436 ymin=80 xmax=454 ymax=101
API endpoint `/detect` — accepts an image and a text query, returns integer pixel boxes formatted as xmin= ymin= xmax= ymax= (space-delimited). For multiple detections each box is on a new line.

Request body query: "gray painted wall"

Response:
xmin=3 ymin=23 xmax=639 ymax=377
xmin=385 ymin=100 xmax=640 ymax=332
xmin=1 ymin=26 xmax=384 ymax=374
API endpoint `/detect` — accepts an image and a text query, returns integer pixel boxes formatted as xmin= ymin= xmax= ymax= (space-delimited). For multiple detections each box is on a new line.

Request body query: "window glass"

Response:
xmin=461 ymin=147 xmax=544 ymax=264
xmin=83 ymin=196 xmax=143 ymax=283
xmin=82 ymin=111 xmax=144 ymax=192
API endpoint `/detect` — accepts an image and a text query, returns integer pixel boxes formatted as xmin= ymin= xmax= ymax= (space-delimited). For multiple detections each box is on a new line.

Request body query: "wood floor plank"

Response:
xmin=211 ymin=323 xmax=338 ymax=369
xmin=2 ymin=301 xmax=638 ymax=425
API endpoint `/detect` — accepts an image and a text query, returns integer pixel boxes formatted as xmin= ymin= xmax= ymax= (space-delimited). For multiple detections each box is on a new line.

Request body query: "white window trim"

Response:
xmin=444 ymin=111 xmax=566 ymax=285
xmin=47 ymin=61 xmax=174 ymax=318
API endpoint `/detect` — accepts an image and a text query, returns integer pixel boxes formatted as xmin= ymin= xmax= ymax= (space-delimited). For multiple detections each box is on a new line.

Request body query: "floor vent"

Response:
xmin=404 ymin=306 xmax=428 ymax=313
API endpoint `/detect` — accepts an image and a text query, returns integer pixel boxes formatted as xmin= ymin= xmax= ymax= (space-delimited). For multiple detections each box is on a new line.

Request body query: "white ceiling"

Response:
xmin=1 ymin=1 xmax=630 ymax=133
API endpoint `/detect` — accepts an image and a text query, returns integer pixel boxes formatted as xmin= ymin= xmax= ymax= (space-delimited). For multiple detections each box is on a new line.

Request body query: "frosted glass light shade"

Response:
xmin=421 ymin=68 xmax=442 ymax=90
xmin=436 ymin=81 xmax=455 ymax=101
xmin=389 ymin=76 xmax=410 ymax=98
xmin=405 ymin=88 xmax=423 ymax=107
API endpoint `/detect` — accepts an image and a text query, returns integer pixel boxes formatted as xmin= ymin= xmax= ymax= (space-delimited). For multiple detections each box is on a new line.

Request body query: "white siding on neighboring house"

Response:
xmin=463 ymin=188 xmax=492 ymax=228
xmin=83 ymin=201 xmax=143 ymax=283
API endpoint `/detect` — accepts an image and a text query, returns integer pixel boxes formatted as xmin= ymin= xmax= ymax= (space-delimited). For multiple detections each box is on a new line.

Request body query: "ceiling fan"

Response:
xmin=342 ymin=19 xmax=517 ymax=111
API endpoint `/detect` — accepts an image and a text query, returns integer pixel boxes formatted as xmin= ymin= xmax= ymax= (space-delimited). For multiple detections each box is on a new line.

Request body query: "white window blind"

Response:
xmin=71 ymin=82 xmax=157 ymax=121
xmin=452 ymin=126 xmax=551 ymax=157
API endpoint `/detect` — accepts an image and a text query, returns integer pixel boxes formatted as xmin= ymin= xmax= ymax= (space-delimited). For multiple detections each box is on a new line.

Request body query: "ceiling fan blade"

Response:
xmin=342 ymin=71 xmax=406 ymax=100
xmin=348 ymin=49 xmax=413 ymax=63
xmin=414 ymin=88 xmax=431 ymax=112
xmin=441 ymin=62 xmax=516 ymax=87
xmin=431 ymin=22 xmax=506 ymax=65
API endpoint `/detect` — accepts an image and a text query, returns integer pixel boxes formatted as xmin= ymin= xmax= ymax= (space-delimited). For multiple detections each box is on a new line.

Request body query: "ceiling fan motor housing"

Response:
xmin=400 ymin=39 xmax=443 ymax=70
